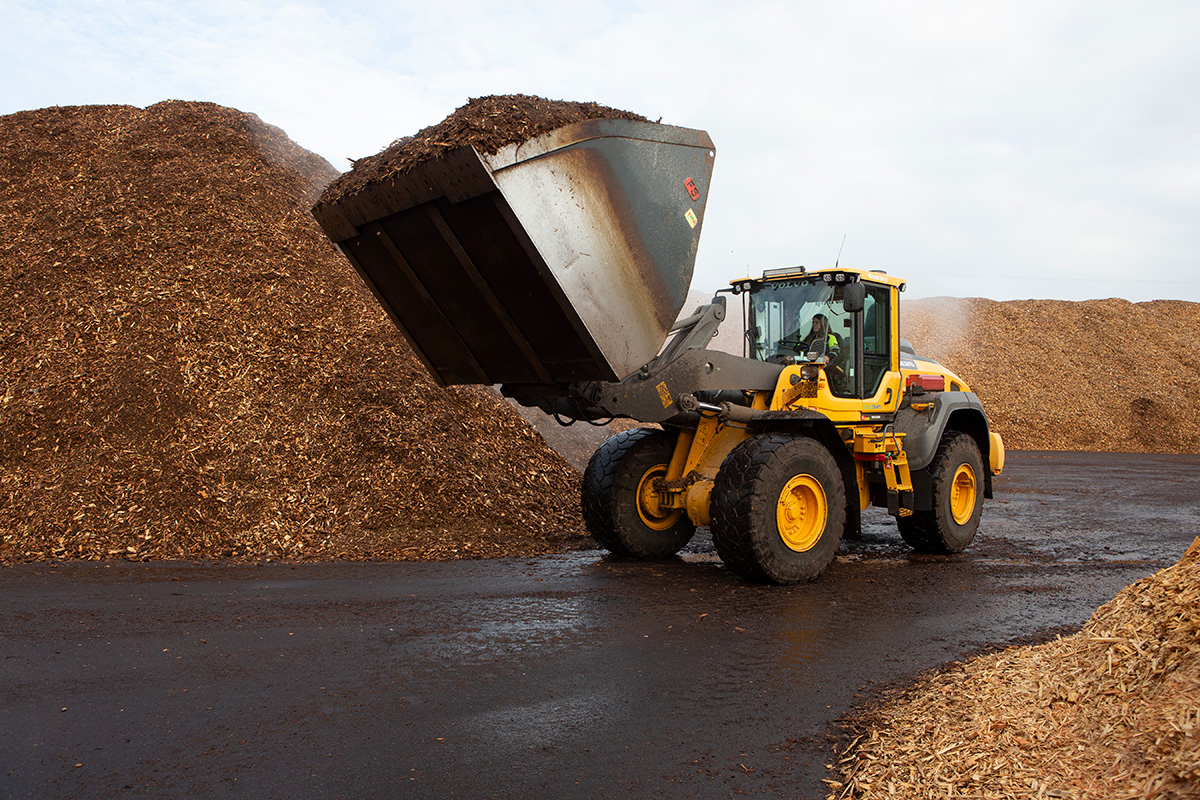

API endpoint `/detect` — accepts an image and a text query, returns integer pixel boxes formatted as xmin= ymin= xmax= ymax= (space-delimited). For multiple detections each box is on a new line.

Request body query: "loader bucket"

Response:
xmin=312 ymin=119 xmax=715 ymax=387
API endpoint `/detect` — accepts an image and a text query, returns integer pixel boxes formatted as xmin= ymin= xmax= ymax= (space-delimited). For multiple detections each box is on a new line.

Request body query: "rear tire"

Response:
xmin=711 ymin=434 xmax=846 ymax=584
xmin=899 ymin=432 xmax=984 ymax=553
xmin=581 ymin=428 xmax=696 ymax=558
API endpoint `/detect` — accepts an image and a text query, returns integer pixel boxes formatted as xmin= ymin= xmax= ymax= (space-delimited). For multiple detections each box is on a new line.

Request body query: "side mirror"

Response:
xmin=843 ymin=282 xmax=866 ymax=313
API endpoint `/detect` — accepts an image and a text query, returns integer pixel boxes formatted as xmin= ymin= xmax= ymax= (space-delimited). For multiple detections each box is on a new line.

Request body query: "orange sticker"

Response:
xmin=685 ymin=177 xmax=700 ymax=200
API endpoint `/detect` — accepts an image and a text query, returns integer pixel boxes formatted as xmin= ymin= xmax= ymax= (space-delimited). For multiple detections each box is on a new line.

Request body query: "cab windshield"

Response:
xmin=747 ymin=278 xmax=851 ymax=364
xmin=744 ymin=276 xmax=892 ymax=400
xmin=745 ymin=277 xmax=858 ymax=398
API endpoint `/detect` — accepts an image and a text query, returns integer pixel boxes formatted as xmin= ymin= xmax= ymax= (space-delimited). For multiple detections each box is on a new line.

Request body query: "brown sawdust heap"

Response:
xmin=316 ymin=94 xmax=648 ymax=205
xmin=828 ymin=540 xmax=1200 ymax=800
xmin=0 ymin=101 xmax=586 ymax=563
xmin=902 ymin=297 xmax=1200 ymax=453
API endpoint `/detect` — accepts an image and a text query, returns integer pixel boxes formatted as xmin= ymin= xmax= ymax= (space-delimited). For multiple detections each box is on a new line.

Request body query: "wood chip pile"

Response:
xmin=315 ymin=94 xmax=648 ymax=206
xmin=903 ymin=297 xmax=1200 ymax=453
xmin=828 ymin=539 xmax=1200 ymax=799
xmin=0 ymin=101 xmax=587 ymax=563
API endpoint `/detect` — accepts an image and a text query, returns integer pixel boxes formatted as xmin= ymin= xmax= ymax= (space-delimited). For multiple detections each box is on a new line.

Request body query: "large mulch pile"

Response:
xmin=902 ymin=297 xmax=1200 ymax=454
xmin=827 ymin=539 xmax=1200 ymax=799
xmin=4 ymin=97 xmax=1197 ymax=568
xmin=315 ymin=93 xmax=648 ymax=206
xmin=0 ymin=101 xmax=586 ymax=563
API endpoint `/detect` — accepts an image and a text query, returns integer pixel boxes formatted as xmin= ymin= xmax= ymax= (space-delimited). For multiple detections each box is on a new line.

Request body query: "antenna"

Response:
xmin=834 ymin=234 xmax=847 ymax=269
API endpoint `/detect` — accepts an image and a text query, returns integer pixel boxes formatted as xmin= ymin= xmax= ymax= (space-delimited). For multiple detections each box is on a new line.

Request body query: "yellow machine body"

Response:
xmin=635 ymin=267 xmax=1002 ymax=528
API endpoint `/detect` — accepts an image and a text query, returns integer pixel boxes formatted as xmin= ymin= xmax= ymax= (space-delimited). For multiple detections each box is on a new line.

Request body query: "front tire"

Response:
xmin=711 ymin=434 xmax=846 ymax=584
xmin=898 ymin=432 xmax=984 ymax=553
xmin=581 ymin=428 xmax=696 ymax=558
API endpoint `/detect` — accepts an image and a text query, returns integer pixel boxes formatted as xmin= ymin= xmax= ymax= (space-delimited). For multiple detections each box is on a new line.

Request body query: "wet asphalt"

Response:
xmin=3 ymin=451 xmax=1198 ymax=799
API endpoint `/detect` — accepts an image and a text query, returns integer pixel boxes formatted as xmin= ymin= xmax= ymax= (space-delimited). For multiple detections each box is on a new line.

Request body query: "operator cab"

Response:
xmin=733 ymin=267 xmax=895 ymax=400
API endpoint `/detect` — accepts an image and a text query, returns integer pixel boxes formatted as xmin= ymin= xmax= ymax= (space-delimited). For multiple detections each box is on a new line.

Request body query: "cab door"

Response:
xmin=859 ymin=283 xmax=902 ymax=414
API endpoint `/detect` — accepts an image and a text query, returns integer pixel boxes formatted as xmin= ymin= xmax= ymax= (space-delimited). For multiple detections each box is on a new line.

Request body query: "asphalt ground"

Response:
xmin=3 ymin=451 xmax=1198 ymax=799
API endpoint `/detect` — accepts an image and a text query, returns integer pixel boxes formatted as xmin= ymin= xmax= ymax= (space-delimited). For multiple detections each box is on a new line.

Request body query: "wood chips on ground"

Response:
xmin=0 ymin=101 xmax=588 ymax=564
xmin=828 ymin=539 xmax=1200 ymax=800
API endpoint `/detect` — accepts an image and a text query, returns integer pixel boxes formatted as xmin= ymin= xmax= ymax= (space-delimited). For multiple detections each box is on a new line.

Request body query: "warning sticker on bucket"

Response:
xmin=685 ymin=209 xmax=698 ymax=228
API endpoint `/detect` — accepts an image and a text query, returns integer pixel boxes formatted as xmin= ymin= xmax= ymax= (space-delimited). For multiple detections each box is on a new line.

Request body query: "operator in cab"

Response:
xmin=779 ymin=312 xmax=839 ymax=360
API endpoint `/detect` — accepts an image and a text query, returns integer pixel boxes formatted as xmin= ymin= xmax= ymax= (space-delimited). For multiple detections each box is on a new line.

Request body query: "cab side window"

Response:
xmin=861 ymin=286 xmax=890 ymax=397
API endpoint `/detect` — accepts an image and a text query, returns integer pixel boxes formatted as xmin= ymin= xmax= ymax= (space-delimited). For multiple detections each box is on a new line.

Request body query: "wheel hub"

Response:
xmin=776 ymin=474 xmax=828 ymax=552
xmin=636 ymin=464 xmax=684 ymax=531
xmin=950 ymin=464 xmax=977 ymax=525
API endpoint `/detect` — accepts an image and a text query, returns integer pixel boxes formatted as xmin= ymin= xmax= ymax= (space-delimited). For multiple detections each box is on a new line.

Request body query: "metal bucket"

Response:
xmin=312 ymin=119 xmax=715 ymax=387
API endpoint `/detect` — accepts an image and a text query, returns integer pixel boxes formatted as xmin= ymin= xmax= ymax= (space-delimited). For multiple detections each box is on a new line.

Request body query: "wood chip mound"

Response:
xmin=0 ymin=101 xmax=588 ymax=564
xmin=902 ymin=298 xmax=1200 ymax=454
xmin=828 ymin=539 xmax=1200 ymax=799
xmin=315 ymin=93 xmax=648 ymax=206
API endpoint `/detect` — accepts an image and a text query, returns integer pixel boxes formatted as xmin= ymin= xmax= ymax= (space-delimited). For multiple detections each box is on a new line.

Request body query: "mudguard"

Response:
xmin=896 ymin=391 xmax=995 ymax=508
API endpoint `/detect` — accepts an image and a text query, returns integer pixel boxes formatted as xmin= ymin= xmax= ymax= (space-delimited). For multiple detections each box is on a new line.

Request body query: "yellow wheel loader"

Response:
xmin=312 ymin=118 xmax=1004 ymax=584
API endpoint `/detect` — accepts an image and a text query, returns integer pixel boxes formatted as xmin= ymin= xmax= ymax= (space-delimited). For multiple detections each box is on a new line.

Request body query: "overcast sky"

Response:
xmin=3 ymin=0 xmax=1198 ymax=301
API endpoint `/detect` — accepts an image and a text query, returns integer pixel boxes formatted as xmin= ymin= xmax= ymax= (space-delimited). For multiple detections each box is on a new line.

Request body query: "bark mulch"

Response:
xmin=827 ymin=539 xmax=1200 ymax=799
xmin=315 ymin=93 xmax=648 ymax=207
xmin=0 ymin=101 xmax=587 ymax=564
xmin=902 ymin=297 xmax=1200 ymax=454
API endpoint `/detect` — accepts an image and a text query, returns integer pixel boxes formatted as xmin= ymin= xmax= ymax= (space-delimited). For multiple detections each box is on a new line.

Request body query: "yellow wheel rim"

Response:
xmin=636 ymin=464 xmax=683 ymax=531
xmin=950 ymin=463 xmax=978 ymax=525
xmin=776 ymin=474 xmax=828 ymax=552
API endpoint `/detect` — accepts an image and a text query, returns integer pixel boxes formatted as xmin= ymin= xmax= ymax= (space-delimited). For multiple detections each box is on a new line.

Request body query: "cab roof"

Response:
xmin=729 ymin=266 xmax=907 ymax=292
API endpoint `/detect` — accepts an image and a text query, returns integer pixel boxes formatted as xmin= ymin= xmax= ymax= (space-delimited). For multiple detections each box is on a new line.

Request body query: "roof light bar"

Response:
xmin=761 ymin=266 xmax=806 ymax=279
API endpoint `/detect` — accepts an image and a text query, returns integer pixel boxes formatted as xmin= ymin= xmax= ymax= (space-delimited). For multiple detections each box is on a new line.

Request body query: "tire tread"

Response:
xmin=581 ymin=428 xmax=694 ymax=557
xmin=899 ymin=431 xmax=982 ymax=554
xmin=711 ymin=434 xmax=846 ymax=583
